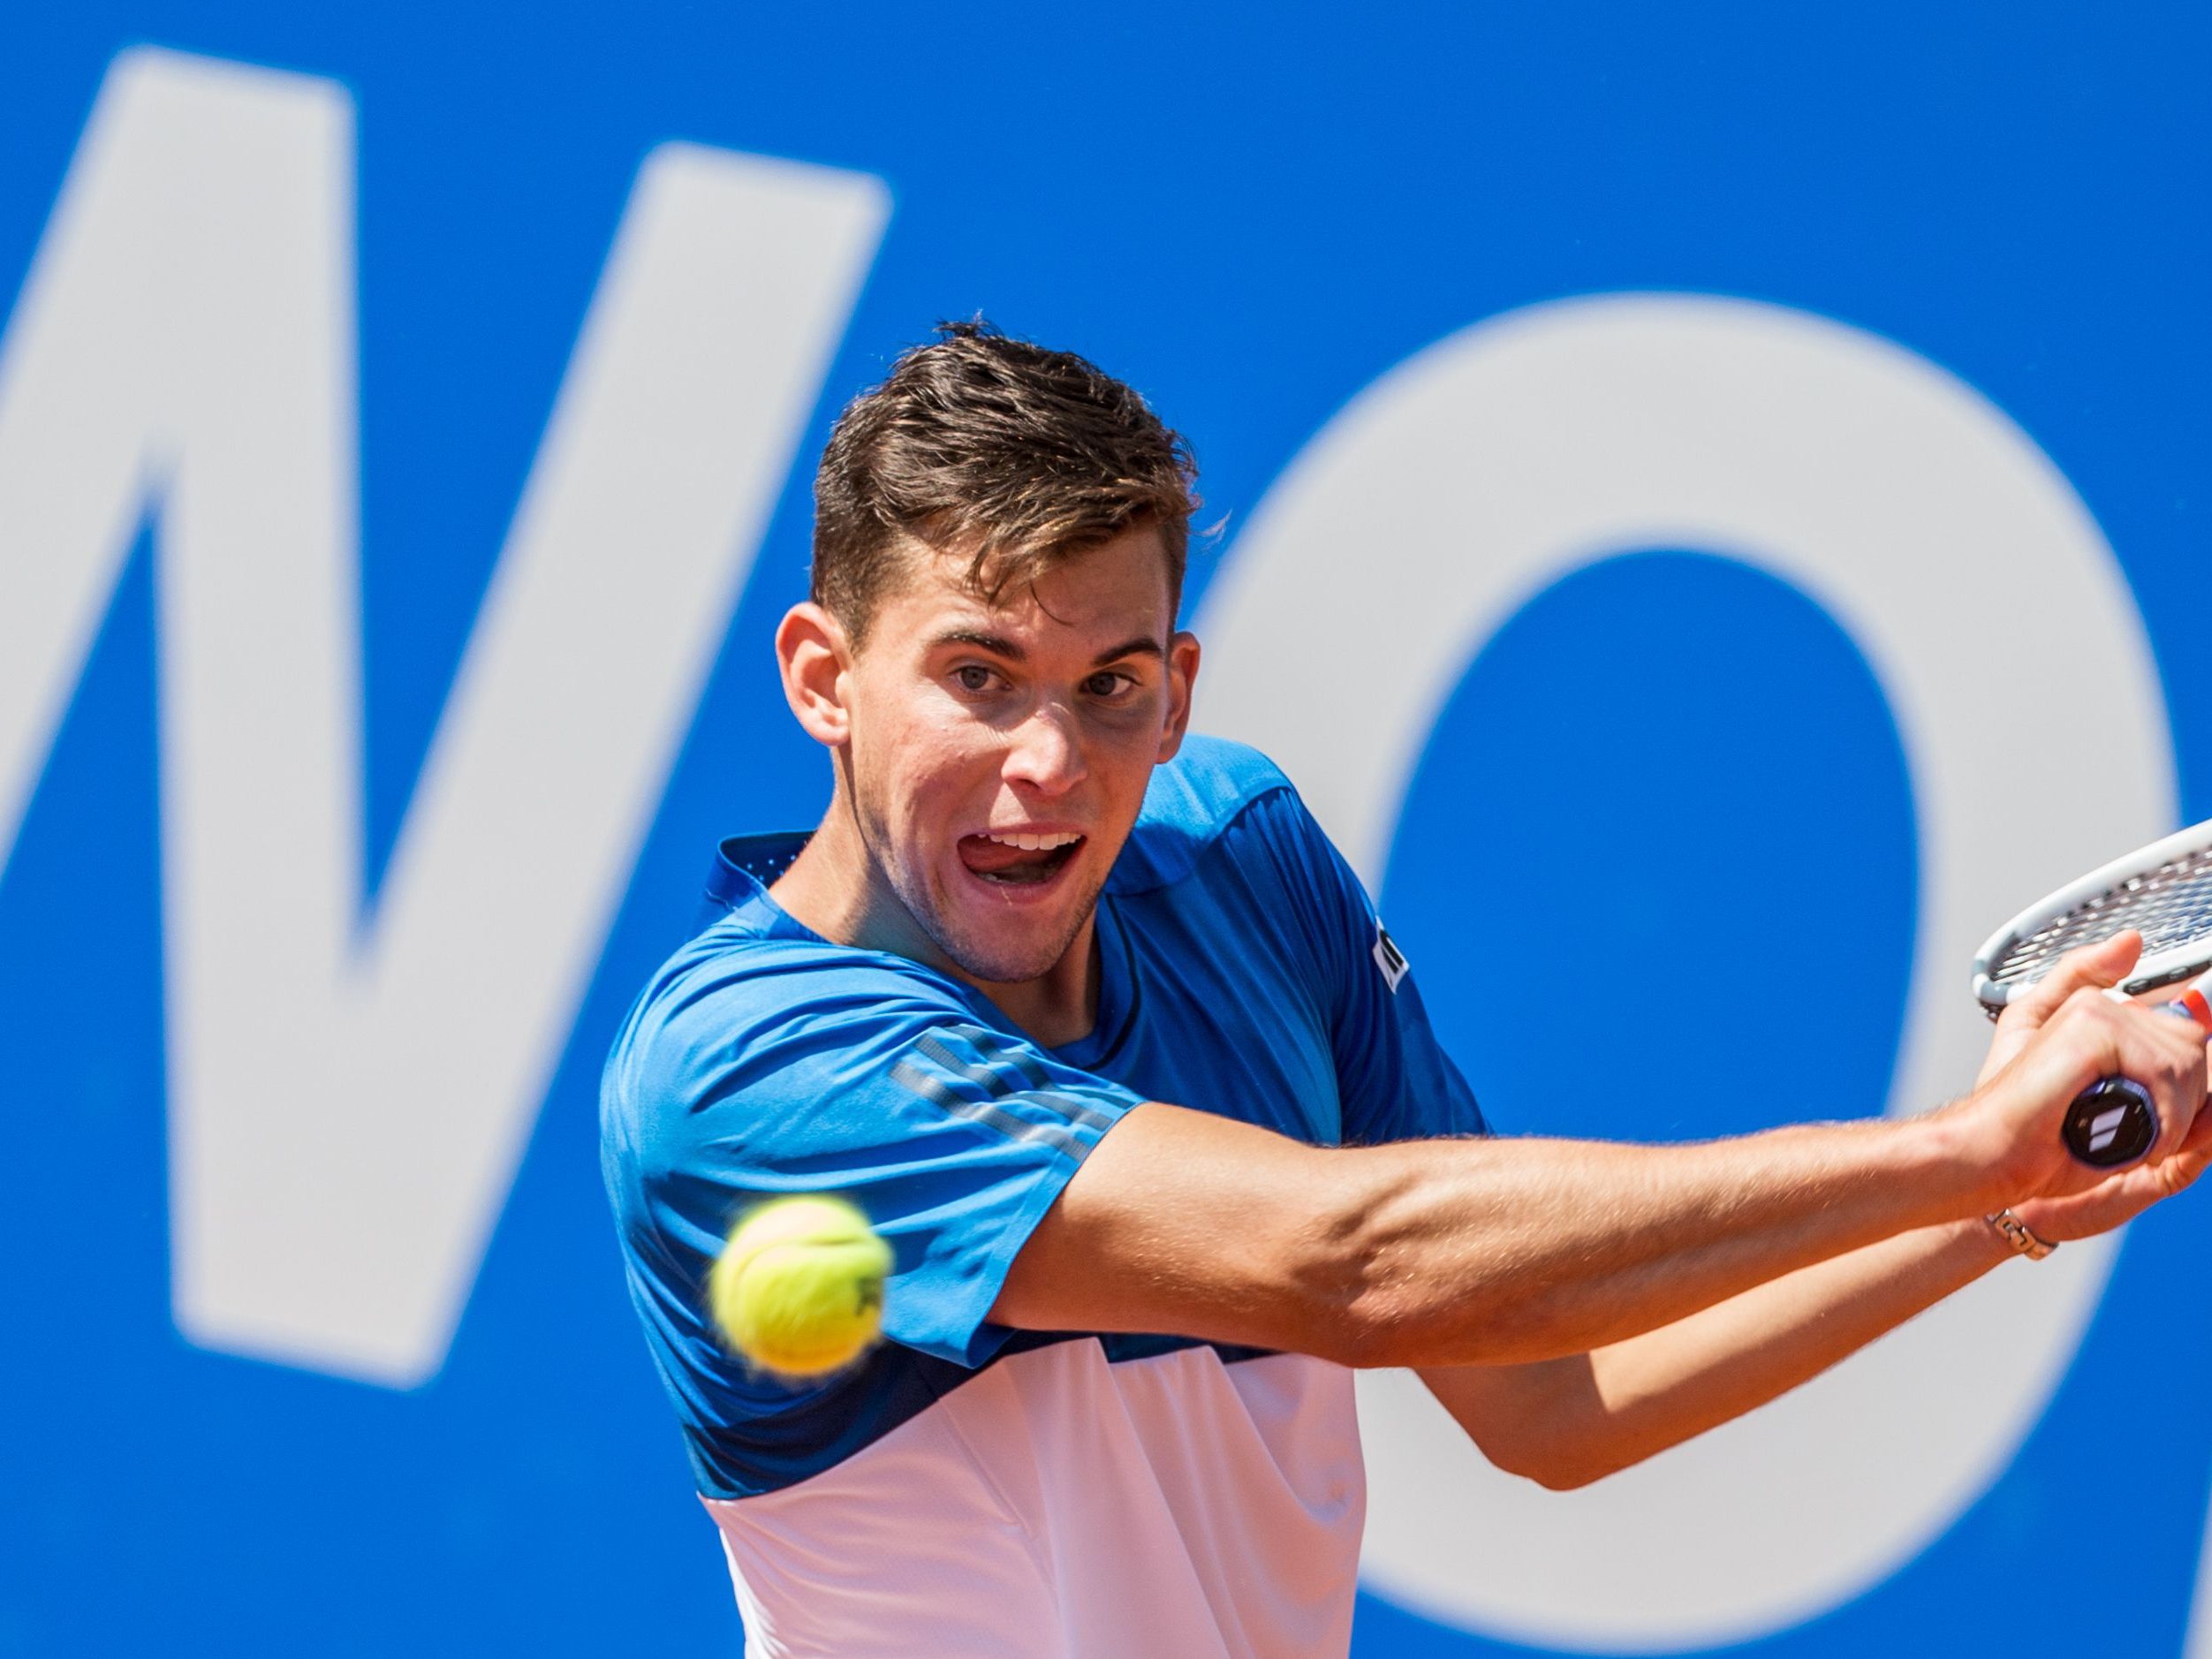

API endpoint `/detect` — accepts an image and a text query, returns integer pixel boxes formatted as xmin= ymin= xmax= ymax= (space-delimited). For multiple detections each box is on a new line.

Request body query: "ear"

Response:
xmin=1155 ymin=630 xmax=1202 ymax=762
xmin=776 ymin=602 xmax=853 ymax=747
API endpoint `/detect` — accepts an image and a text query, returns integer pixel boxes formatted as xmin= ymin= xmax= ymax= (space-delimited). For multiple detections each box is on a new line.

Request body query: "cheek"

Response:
xmin=860 ymin=704 xmax=997 ymax=824
xmin=1087 ymin=713 xmax=1170 ymax=780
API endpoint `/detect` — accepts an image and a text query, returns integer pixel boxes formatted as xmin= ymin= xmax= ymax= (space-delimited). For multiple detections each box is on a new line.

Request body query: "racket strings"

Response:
xmin=1986 ymin=843 xmax=2212 ymax=989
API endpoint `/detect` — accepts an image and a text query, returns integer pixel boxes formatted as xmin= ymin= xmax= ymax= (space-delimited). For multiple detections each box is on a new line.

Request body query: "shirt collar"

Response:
xmin=699 ymin=832 xmax=815 ymax=939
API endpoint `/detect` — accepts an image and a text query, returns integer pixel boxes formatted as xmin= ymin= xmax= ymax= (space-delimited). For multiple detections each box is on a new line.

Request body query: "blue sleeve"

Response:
xmin=611 ymin=954 xmax=1143 ymax=1370
xmin=1241 ymin=788 xmax=1489 ymax=1146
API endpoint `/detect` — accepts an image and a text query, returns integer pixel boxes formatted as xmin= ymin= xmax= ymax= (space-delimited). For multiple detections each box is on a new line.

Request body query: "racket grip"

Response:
xmin=2059 ymin=990 xmax=2211 ymax=1168
xmin=2061 ymin=1079 xmax=2157 ymax=1168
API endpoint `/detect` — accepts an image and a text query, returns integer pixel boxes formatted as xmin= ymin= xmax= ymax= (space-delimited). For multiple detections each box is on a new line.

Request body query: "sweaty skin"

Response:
xmin=770 ymin=526 xmax=2212 ymax=1489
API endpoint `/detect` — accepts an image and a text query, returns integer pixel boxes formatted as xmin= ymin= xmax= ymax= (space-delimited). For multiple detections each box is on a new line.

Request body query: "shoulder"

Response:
xmin=1109 ymin=733 xmax=1314 ymax=894
xmin=602 ymin=924 xmax=979 ymax=1155
xmin=617 ymin=924 xmax=973 ymax=1072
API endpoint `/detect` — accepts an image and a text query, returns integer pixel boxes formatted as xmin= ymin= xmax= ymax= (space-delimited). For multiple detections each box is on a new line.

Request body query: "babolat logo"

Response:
xmin=1373 ymin=923 xmax=1409 ymax=992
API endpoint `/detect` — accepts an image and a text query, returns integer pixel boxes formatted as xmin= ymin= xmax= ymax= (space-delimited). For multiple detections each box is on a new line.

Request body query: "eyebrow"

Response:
xmin=930 ymin=630 xmax=1164 ymax=667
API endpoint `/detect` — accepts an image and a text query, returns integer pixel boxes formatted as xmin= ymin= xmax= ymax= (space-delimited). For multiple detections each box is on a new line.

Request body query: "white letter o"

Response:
xmin=1197 ymin=294 xmax=2174 ymax=1650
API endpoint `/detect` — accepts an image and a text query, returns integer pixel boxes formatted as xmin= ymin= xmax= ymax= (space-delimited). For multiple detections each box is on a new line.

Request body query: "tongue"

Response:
xmin=959 ymin=837 xmax=1059 ymax=876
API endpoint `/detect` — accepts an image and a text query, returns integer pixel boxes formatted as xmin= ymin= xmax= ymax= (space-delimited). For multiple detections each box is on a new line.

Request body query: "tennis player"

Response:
xmin=599 ymin=323 xmax=2209 ymax=1657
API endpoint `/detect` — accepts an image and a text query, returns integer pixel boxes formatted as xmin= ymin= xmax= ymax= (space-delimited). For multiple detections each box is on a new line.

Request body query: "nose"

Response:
xmin=1003 ymin=702 xmax=1087 ymax=797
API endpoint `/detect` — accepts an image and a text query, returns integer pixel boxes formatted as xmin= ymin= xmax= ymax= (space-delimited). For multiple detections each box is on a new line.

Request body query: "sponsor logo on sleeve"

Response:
xmin=1373 ymin=924 xmax=1409 ymax=992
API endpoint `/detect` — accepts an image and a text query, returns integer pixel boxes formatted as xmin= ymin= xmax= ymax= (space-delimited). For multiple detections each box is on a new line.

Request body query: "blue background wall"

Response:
xmin=4 ymin=4 xmax=2208 ymax=1654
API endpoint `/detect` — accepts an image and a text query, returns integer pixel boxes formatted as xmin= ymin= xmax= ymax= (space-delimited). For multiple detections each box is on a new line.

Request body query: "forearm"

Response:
xmin=999 ymin=1095 xmax=2018 ymax=1367
xmin=1345 ymin=1114 xmax=1995 ymax=1367
xmin=1430 ymin=1216 xmax=2014 ymax=1488
xmin=1002 ymin=941 xmax=2201 ymax=1368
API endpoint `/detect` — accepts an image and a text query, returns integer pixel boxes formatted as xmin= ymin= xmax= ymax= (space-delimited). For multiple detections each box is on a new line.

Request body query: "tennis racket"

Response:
xmin=1973 ymin=819 xmax=2212 ymax=1168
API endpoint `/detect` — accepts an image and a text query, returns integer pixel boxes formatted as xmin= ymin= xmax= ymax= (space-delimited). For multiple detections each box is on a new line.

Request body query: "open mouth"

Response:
xmin=956 ymin=830 xmax=1085 ymax=887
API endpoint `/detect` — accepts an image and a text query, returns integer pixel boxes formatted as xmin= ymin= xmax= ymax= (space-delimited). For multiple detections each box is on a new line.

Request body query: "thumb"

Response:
xmin=2004 ymin=929 xmax=2143 ymax=1027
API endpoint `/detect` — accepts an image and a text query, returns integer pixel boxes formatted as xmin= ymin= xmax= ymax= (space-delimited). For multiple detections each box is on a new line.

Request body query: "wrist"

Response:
xmin=1898 ymin=1103 xmax=2017 ymax=1223
xmin=1984 ymin=1207 xmax=2057 ymax=1261
xmin=1927 ymin=1211 xmax=2022 ymax=1273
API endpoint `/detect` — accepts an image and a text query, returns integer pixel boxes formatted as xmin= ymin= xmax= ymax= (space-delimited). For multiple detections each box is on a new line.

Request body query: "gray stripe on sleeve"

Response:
xmin=1026 ymin=1091 xmax=1122 ymax=1133
xmin=928 ymin=1025 xmax=1126 ymax=1133
xmin=913 ymin=1032 xmax=1019 ymax=1099
xmin=943 ymin=1023 xmax=1054 ymax=1091
xmin=890 ymin=1061 xmax=1089 ymax=1160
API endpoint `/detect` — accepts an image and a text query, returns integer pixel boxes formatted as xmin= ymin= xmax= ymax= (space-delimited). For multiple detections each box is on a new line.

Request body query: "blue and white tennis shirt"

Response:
xmin=601 ymin=736 xmax=1487 ymax=1656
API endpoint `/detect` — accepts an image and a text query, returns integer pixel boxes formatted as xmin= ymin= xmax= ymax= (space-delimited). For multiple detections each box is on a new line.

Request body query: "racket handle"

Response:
xmin=2060 ymin=987 xmax=2212 ymax=1168
xmin=2062 ymin=1079 xmax=2157 ymax=1167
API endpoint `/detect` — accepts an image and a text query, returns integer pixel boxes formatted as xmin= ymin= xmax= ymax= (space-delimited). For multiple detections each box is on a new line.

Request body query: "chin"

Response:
xmin=936 ymin=923 xmax=1079 ymax=987
xmin=899 ymin=843 xmax=1095 ymax=981
xmin=925 ymin=881 xmax=1099 ymax=987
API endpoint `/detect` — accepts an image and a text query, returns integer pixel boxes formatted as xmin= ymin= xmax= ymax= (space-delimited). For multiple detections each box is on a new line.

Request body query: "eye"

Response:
xmin=953 ymin=664 xmax=999 ymax=694
xmin=1084 ymin=670 xmax=1136 ymax=700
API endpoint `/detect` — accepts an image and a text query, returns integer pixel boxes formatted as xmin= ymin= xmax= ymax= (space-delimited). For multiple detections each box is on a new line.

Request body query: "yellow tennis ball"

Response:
xmin=708 ymin=1194 xmax=890 ymax=1379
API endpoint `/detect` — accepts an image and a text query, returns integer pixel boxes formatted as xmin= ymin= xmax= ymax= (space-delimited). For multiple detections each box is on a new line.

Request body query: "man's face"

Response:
xmin=837 ymin=527 xmax=1197 ymax=985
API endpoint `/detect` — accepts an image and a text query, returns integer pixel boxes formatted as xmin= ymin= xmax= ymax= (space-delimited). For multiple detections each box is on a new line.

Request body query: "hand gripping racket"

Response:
xmin=1973 ymin=819 xmax=2212 ymax=1168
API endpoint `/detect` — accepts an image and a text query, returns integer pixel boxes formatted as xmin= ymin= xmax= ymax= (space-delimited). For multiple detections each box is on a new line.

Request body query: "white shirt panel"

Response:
xmin=701 ymin=1342 xmax=1365 ymax=1658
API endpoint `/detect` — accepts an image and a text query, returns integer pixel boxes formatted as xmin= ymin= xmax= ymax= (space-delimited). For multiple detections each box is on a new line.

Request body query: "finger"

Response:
xmin=2125 ymin=1020 xmax=2197 ymax=1167
xmin=2037 ymin=1140 xmax=2210 ymax=1239
xmin=2166 ymin=1041 xmax=2211 ymax=1160
xmin=2179 ymin=1088 xmax=2212 ymax=1157
xmin=2166 ymin=1144 xmax=2212 ymax=1195
xmin=2014 ymin=1170 xmax=2157 ymax=1242
xmin=2009 ymin=931 xmax=2144 ymax=1027
xmin=2116 ymin=996 xmax=2210 ymax=1165
xmin=1976 ymin=942 xmax=2151 ymax=1094
xmin=1984 ymin=984 xmax=2205 ymax=1195
xmin=2022 ymin=986 xmax=2201 ymax=1173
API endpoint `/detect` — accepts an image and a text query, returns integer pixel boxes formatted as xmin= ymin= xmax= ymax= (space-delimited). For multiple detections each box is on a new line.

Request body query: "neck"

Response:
xmin=770 ymin=798 xmax=1101 ymax=1049
xmin=961 ymin=921 xmax=1101 ymax=1049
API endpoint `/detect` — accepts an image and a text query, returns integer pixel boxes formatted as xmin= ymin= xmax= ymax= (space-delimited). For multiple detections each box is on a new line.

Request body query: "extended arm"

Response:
xmin=1420 ymin=1216 xmax=2009 ymax=1489
xmin=1429 ymin=1123 xmax=2212 ymax=1489
xmin=991 ymin=955 xmax=2207 ymax=1370
xmin=998 ymin=1104 xmax=1977 ymax=1367
xmin=1424 ymin=936 xmax=2212 ymax=1487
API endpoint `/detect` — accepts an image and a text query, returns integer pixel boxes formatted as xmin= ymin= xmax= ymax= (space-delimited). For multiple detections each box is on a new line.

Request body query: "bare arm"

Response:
xmin=1423 ymin=1087 xmax=2212 ymax=1490
xmin=1420 ymin=1216 xmax=2009 ymax=1489
xmin=990 ymin=962 xmax=2206 ymax=1370
xmin=1417 ymin=934 xmax=2212 ymax=1486
xmin=995 ymin=1104 xmax=1987 ymax=1367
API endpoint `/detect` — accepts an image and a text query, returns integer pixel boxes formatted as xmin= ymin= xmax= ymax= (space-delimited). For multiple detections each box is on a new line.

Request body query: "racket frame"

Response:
xmin=1973 ymin=818 xmax=2212 ymax=1016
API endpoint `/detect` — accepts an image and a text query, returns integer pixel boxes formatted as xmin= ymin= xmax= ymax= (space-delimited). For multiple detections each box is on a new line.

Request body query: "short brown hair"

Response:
xmin=811 ymin=322 xmax=1200 ymax=643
